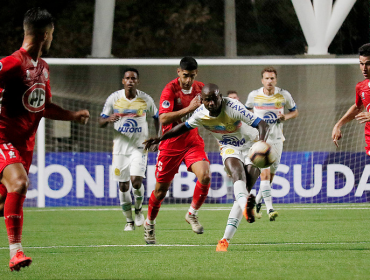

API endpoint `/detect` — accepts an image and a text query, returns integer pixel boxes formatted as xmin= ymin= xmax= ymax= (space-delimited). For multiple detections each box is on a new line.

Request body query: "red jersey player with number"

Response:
xmin=332 ymin=43 xmax=370 ymax=154
xmin=143 ymin=57 xmax=211 ymax=244
xmin=0 ymin=8 xmax=89 ymax=271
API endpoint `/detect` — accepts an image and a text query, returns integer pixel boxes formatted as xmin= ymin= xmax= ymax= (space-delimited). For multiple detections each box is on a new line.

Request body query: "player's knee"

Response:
xmin=9 ymin=176 xmax=29 ymax=194
xmin=131 ymin=177 xmax=142 ymax=190
xmin=119 ymin=182 xmax=130 ymax=192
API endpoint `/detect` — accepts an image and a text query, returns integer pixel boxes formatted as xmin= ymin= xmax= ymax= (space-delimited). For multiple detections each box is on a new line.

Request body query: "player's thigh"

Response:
xmin=112 ymin=154 xmax=131 ymax=182
xmin=155 ymin=150 xmax=185 ymax=183
xmin=129 ymin=149 xmax=148 ymax=179
xmin=184 ymin=145 xmax=209 ymax=173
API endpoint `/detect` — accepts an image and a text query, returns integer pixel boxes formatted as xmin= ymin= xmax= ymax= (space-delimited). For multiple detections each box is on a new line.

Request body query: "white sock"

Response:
xmin=222 ymin=201 xmax=243 ymax=242
xmin=133 ymin=184 xmax=144 ymax=210
xmin=256 ymin=187 xmax=263 ymax=204
xmin=119 ymin=189 xmax=133 ymax=222
xmin=9 ymin=243 xmax=22 ymax=258
xmin=233 ymin=180 xmax=248 ymax=211
xmin=188 ymin=206 xmax=197 ymax=215
xmin=260 ymin=180 xmax=273 ymax=213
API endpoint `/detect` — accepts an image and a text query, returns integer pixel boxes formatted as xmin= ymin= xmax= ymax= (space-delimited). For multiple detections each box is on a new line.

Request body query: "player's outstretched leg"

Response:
xmin=186 ymin=181 xmax=209 ymax=234
xmin=243 ymin=194 xmax=256 ymax=223
xmin=119 ymin=189 xmax=135 ymax=231
xmin=144 ymin=191 xmax=163 ymax=244
xmin=216 ymin=201 xmax=242 ymax=252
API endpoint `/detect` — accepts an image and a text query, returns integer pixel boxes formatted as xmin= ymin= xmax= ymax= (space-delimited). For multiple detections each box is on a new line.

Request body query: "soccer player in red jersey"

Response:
xmin=0 ymin=8 xmax=89 ymax=271
xmin=143 ymin=57 xmax=211 ymax=244
xmin=332 ymin=43 xmax=370 ymax=154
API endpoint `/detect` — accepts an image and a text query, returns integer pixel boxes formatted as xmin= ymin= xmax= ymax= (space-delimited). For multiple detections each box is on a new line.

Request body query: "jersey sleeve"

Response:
xmin=245 ymin=91 xmax=255 ymax=110
xmin=147 ymin=95 xmax=159 ymax=118
xmin=159 ymin=85 xmax=175 ymax=114
xmin=101 ymin=94 xmax=114 ymax=118
xmin=0 ymin=55 xmax=21 ymax=81
xmin=232 ymin=100 xmax=261 ymax=128
xmin=355 ymin=83 xmax=363 ymax=107
xmin=283 ymin=90 xmax=297 ymax=111
xmin=185 ymin=106 xmax=203 ymax=129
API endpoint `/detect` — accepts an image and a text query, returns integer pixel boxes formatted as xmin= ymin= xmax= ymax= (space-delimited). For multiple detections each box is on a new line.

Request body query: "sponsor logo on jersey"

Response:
xmin=219 ymin=135 xmax=245 ymax=147
xmin=22 ymin=83 xmax=46 ymax=113
xmin=226 ymin=100 xmax=253 ymax=119
xmin=43 ymin=69 xmax=48 ymax=80
xmin=117 ymin=118 xmax=142 ymax=133
xmin=162 ymin=100 xmax=170 ymax=108
xmin=263 ymin=112 xmax=278 ymax=124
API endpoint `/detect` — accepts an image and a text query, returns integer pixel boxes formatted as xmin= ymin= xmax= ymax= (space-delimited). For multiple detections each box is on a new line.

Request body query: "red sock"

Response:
xmin=147 ymin=191 xmax=164 ymax=221
xmin=0 ymin=183 xmax=7 ymax=198
xmin=4 ymin=192 xmax=25 ymax=244
xmin=191 ymin=181 xmax=210 ymax=210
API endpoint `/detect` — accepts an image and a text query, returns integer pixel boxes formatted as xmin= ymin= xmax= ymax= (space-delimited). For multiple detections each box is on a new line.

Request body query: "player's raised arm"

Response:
xmin=44 ymin=102 xmax=90 ymax=124
xmin=143 ymin=122 xmax=192 ymax=150
xmin=159 ymin=95 xmax=201 ymax=125
xmin=256 ymin=119 xmax=269 ymax=141
xmin=98 ymin=113 xmax=120 ymax=128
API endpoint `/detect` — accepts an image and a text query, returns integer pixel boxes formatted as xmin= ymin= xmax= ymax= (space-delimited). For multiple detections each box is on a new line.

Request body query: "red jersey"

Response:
xmin=158 ymin=78 xmax=205 ymax=153
xmin=0 ymin=48 xmax=52 ymax=151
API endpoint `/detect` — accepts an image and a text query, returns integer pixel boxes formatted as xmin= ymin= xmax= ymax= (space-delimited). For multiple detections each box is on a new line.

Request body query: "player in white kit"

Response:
xmin=246 ymin=67 xmax=298 ymax=221
xmin=99 ymin=68 xmax=159 ymax=231
xmin=143 ymin=83 xmax=269 ymax=251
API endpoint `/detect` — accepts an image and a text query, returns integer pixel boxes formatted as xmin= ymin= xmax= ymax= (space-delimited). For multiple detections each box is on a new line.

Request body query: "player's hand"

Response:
xmin=108 ymin=113 xmax=121 ymax=123
xmin=188 ymin=95 xmax=201 ymax=112
xmin=143 ymin=138 xmax=161 ymax=151
xmin=355 ymin=112 xmax=370 ymax=124
xmin=332 ymin=126 xmax=342 ymax=148
xmin=74 ymin=110 xmax=90 ymax=125
xmin=277 ymin=112 xmax=285 ymax=122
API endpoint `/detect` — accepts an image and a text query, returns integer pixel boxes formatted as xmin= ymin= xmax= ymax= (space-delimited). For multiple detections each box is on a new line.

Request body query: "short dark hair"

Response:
xmin=359 ymin=43 xmax=370 ymax=57
xmin=261 ymin=67 xmax=277 ymax=78
xmin=227 ymin=90 xmax=238 ymax=96
xmin=180 ymin=57 xmax=198 ymax=71
xmin=123 ymin=68 xmax=139 ymax=78
xmin=24 ymin=7 xmax=54 ymax=30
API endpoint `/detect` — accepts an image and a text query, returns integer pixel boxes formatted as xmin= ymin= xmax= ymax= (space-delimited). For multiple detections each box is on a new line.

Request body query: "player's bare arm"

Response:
xmin=44 ymin=102 xmax=90 ymax=124
xmin=332 ymin=104 xmax=363 ymax=147
xmin=355 ymin=111 xmax=370 ymax=123
xmin=98 ymin=113 xmax=120 ymax=128
xmin=278 ymin=109 xmax=298 ymax=122
xmin=256 ymin=120 xmax=269 ymax=141
xmin=143 ymin=122 xmax=191 ymax=150
xmin=159 ymin=96 xmax=201 ymax=125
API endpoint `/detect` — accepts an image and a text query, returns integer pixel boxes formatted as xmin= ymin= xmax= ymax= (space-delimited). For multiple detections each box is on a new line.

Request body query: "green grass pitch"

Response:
xmin=0 ymin=204 xmax=370 ymax=279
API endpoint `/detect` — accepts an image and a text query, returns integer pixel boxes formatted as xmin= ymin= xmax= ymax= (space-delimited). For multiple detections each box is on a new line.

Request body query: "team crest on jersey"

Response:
xmin=137 ymin=108 xmax=143 ymax=116
xmin=224 ymin=148 xmax=235 ymax=155
xmin=177 ymin=98 xmax=182 ymax=105
xmin=22 ymin=83 xmax=46 ymax=113
xmin=43 ymin=69 xmax=48 ymax=80
xmin=362 ymin=92 xmax=365 ymax=100
xmin=162 ymin=100 xmax=170 ymax=108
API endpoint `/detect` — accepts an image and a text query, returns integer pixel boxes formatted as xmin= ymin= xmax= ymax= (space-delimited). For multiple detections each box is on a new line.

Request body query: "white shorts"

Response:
xmin=112 ymin=149 xmax=148 ymax=182
xmin=262 ymin=141 xmax=283 ymax=174
xmin=220 ymin=145 xmax=254 ymax=167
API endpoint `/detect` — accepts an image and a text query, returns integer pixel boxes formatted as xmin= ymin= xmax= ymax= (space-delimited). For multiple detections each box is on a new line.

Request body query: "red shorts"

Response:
xmin=155 ymin=145 xmax=209 ymax=183
xmin=0 ymin=143 xmax=33 ymax=174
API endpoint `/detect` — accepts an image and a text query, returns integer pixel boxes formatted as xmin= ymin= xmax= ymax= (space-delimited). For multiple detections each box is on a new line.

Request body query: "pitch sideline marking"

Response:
xmin=0 ymin=241 xmax=369 ymax=250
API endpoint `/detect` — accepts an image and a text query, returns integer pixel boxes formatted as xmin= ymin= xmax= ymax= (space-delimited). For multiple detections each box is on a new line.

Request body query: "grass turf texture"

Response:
xmin=0 ymin=204 xmax=370 ymax=279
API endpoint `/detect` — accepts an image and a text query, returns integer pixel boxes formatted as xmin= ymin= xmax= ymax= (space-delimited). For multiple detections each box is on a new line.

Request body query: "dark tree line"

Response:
xmin=0 ymin=0 xmax=367 ymax=58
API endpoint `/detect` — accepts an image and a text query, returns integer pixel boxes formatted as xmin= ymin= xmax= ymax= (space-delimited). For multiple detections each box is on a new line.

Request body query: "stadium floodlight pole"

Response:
xmin=224 ymin=0 xmax=237 ymax=58
xmin=37 ymin=117 xmax=46 ymax=208
xmin=91 ymin=0 xmax=115 ymax=57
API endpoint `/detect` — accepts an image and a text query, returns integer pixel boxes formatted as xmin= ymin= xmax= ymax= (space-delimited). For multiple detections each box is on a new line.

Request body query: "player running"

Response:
xmin=143 ymin=57 xmax=211 ymax=244
xmin=246 ymin=67 xmax=298 ymax=221
xmin=99 ymin=68 xmax=159 ymax=231
xmin=0 ymin=8 xmax=90 ymax=271
xmin=144 ymin=83 xmax=269 ymax=251
xmin=332 ymin=43 xmax=370 ymax=153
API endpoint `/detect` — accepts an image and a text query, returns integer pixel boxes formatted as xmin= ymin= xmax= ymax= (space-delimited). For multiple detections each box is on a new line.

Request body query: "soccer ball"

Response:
xmin=248 ymin=141 xmax=276 ymax=168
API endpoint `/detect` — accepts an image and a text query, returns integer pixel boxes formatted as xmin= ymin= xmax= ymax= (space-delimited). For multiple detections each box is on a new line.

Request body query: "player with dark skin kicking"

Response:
xmin=144 ymin=83 xmax=269 ymax=250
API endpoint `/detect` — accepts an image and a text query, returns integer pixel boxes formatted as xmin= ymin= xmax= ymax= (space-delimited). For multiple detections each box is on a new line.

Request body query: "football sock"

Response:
xmin=222 ymin=201 xmax=243 ymax=242
xmin=234 ymin=180 xmax=248 ymax=211
xmin=256 ymin=187 xmax=263 ymax=204
xmin=9 ymin=243 xmax=22 ymax=258
xmin=147 ymin=191 xmax=163 ymax=223
xmin=119 ymin=189 xmax=133 ymax=222
xmin=189 ymin=181 xmax=210 ymax=214
xmin=4 ymin=192 xmax=25 ymax=257
xmin=260 ymin=180 xmax=273 ymax=213
xmin=133 ymin=184 xmax=144 ymax=210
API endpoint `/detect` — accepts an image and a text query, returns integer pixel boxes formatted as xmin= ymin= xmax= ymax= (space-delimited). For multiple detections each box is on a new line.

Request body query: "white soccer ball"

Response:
xmin=248 ymin=141 xmax=276 ymax=168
